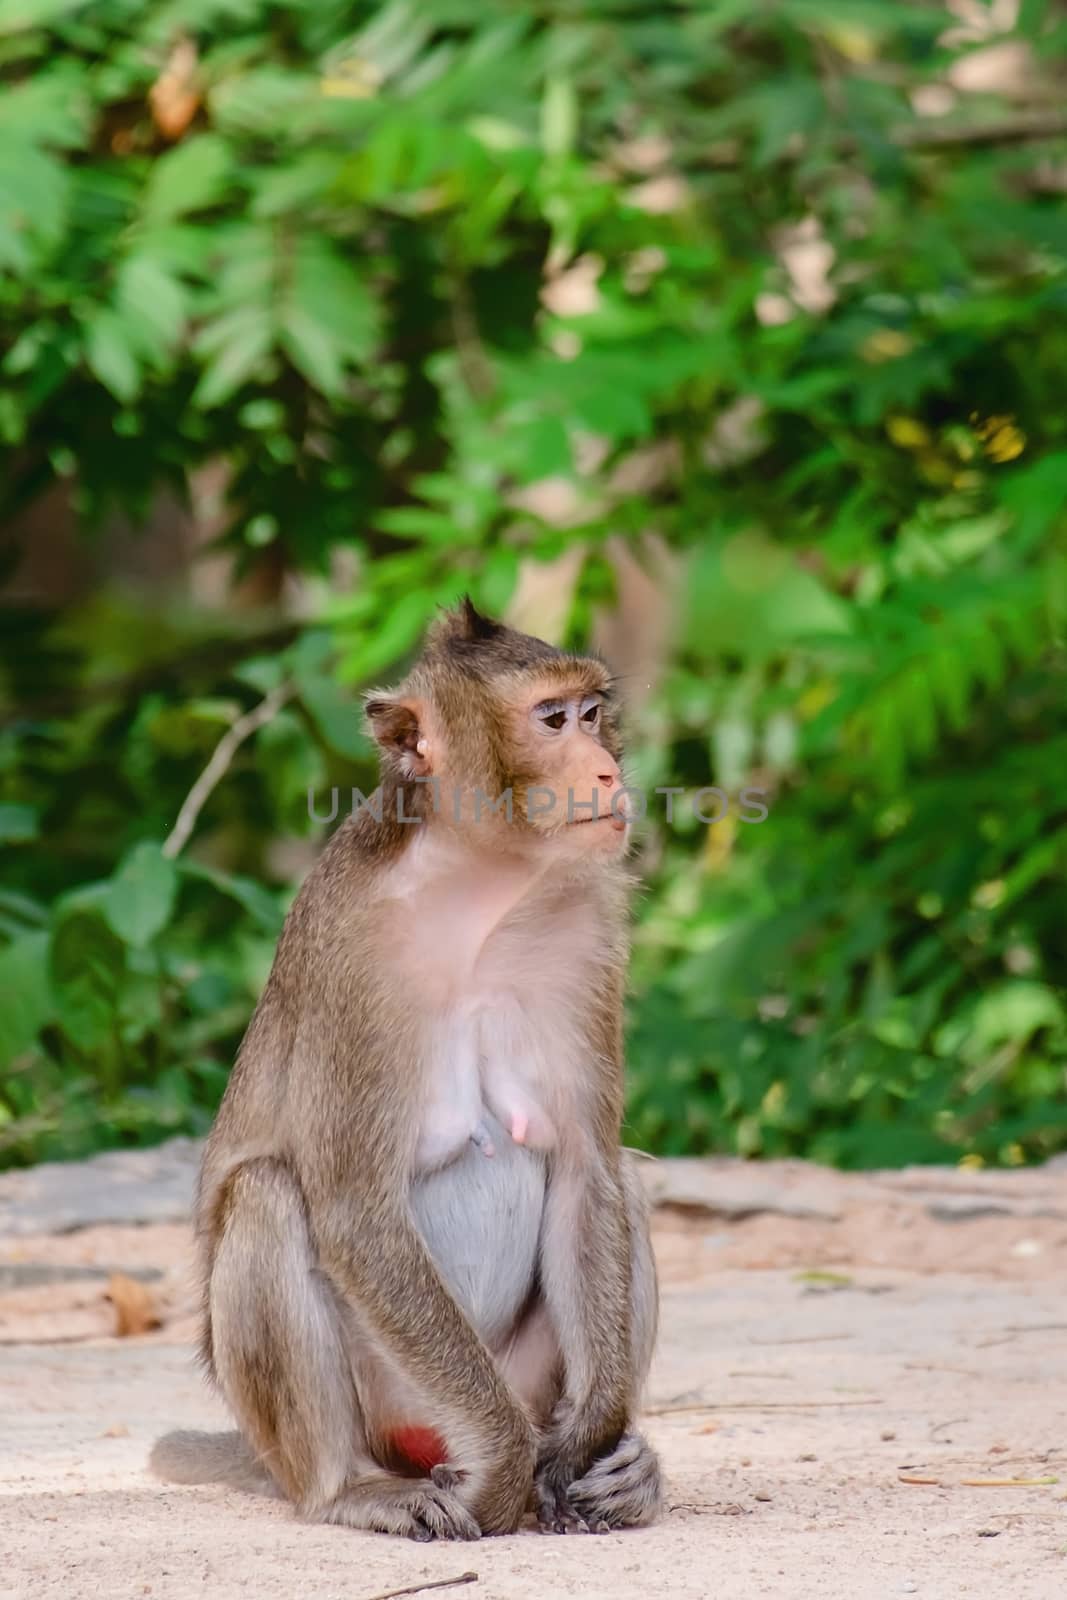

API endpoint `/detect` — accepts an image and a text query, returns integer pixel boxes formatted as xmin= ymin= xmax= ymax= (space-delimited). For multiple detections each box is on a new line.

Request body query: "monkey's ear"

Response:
xmin=364 ymin=695 xmax=432 ymax=776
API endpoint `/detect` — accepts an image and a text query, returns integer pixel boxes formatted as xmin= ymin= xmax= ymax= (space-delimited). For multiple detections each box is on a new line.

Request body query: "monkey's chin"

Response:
xmin=564 ymin=815 xmax=630 ymax=855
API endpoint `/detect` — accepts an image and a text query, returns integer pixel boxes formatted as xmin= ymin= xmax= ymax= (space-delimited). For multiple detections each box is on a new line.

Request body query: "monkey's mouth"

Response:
xmin=570 ymin=814 xmax=627 ymax=833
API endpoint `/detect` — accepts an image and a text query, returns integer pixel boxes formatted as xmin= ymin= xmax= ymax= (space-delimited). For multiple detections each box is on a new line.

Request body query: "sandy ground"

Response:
xmin=2 ymin=1155 xmax=1067 ymax=1600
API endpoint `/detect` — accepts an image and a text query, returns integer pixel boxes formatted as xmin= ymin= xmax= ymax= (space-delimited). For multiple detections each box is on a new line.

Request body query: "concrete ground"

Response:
xmin=2 ymin=1146 xmax=1066 ymax=1600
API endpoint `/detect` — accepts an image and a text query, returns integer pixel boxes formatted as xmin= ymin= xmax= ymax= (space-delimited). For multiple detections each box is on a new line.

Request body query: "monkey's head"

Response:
xmin=365 ymin=598 xmax=629 ymax=860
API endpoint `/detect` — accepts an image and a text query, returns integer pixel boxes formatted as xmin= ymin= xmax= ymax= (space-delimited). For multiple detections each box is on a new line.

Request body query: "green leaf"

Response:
xmin=178 ymin=860 xmax=283 ymax=933
xmin=541 ymin=74 xmax=577 ymax=158
xmin=297 ymin=674 xmax=372 ymax=759
xmin=0 ymin=142 xmax=69 ymax=271
xmin=141 ymin=135 xmax=232 ymax=224
xmin=192 ymin=307 xmax=273 ymax=406
xmin=0 ymin=0 xmax=86 ymax=31
xmin=84 ymin=308 xmax=140 ymax=403
xmin=49 ymin=903 xmax=126 ymax=1049
xmin=477 ymin=545 xmax=520 ymax=616
xmin=279 ymin=305 xmax=345 ymax=394
xmin=0 ymin=802 xmax=38 ymax=842
xmin=965 ymin=983 xmax=1065 ymax=1062
xmin=337 ymin=590 xmax=437 ymax=681
xmin=116 ymin=255 xmax=187 ymax=365
xmin=278 ymin=237 xmax=379 ymax=394
xmin=288 ymin=630 xmax=372 ymax=758
xmin=0 ymin=932 xmax=52 ymax=1064
xmin=103 ymin=842 xmax=178 ymax=947
xmin=0 ymin=887 xmax=47 ymax=927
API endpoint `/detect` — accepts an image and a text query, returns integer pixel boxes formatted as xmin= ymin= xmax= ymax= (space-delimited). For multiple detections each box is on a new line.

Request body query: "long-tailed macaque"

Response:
xmin=151 ymin=599 xmax=662 ymax=1540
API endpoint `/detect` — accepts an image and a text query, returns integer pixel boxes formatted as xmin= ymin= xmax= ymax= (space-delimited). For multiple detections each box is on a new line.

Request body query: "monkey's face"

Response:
xmin=366 ymin=600 xmax=631 ymax=863
xmin=501 ymin=678 xmax=630 ymax=858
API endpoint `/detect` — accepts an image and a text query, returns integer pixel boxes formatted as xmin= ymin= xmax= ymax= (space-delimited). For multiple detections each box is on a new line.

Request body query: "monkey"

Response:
xmin=150 ymin=598 xmax=662 ymax=1542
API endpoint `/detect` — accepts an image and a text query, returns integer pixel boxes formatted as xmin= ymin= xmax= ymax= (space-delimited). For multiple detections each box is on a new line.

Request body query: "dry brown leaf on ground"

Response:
xmin=107 ymin=1273 xmax=161 ymax=1337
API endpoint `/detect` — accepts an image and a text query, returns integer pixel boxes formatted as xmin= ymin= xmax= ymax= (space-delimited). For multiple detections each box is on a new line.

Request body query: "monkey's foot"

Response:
xmin=319 ymin=1473 xmax=481 ymax=1541
xmin=567 ymin=1431 xmax=663 ymax=1529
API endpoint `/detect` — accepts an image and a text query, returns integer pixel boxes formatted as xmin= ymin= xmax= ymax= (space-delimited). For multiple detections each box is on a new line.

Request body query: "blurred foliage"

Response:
xmin=2 ymin=0 xmax=1067 ymax=1168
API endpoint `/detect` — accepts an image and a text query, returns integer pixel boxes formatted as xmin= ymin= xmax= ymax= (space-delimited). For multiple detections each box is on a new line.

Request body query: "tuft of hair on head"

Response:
xmin=425 ymin=595 xmax=565 ymax=675
xmin=427 ymin=594 xmax=504 ymax=649
xmin=457 ymin=594 xmax=502 ymax=642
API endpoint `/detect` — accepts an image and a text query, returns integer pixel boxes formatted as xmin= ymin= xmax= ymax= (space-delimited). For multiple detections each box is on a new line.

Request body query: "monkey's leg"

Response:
xmin=209 ymin=1158 xmax=479 ymax=1541
xmin=565 ymin=1154 xmax=663 ymax=1530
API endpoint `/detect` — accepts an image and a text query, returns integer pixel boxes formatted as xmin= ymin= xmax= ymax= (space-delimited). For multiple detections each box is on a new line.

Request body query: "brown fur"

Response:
xmin=151 ymin=600 xmax=662 ymax=1540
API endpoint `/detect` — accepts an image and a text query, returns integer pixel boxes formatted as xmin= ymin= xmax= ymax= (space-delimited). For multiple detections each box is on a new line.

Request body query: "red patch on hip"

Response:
xmin=388 ymin=1425 xmax=448 ymax=1473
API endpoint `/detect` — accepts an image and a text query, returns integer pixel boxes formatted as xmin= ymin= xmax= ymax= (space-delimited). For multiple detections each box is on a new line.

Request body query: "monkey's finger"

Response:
xmin=535 ymin=1481 xmax=591 ymax=1535
xmin=535 ymin=1481 xmax=565 ymax=1533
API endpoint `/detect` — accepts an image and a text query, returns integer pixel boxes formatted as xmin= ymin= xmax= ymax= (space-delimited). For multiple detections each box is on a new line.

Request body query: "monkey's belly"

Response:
xmin=409 ymin=1114 xmax=546 ymax=1347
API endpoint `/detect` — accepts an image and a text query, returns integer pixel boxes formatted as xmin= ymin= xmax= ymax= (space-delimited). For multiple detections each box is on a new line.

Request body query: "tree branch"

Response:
xmin=162 ymin=681 xmax=294 ymax=859
xmin=894 ymin=111 xmax=1067 ymax=150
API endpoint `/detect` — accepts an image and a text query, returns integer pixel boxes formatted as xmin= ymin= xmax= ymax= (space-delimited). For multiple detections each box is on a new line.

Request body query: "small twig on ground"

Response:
xmin=645 ymin=1398 xmax=881 ymax=1416
xmin=897 ymin=1474 xmax=1058 ymax=1489
xmin=162 ymin=681 xmax=294 ymax=859
xmin=930 ymin=1416 xmax=968 ymax=1442
xmin=904 ymin=1363 xmax=979 ymax=1377
xmin=750 ymin=1333 xmax=852 ymax=1346
xmin=959 ymin=1477 xmax=1058 ymax=1488
xmin=727 ymin=1370 xmax=793 ymax=1379
xmin=359 ymin=1573 xmax=479 ymax=1600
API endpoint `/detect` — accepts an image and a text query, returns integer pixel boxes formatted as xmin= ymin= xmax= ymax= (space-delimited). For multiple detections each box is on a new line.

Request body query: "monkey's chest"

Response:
xmin=413 ymin=1001 xmax=557 ymax=1173
xmin=409 ymin=1001 xmax=556 ymax=1345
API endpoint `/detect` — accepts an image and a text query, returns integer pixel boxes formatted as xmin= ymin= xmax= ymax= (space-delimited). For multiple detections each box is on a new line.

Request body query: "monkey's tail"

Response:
xmin=149 ymin=1429 xmax=277 ymax=1496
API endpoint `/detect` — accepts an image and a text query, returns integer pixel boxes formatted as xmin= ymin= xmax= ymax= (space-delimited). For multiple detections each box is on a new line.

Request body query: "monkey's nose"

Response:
xmin=597 ymin=771 xmax=617 ymax=788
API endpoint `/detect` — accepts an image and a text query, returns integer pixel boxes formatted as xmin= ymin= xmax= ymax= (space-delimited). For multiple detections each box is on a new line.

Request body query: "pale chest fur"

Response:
xmin=379 ymin=833 xmax=617 ymax=1173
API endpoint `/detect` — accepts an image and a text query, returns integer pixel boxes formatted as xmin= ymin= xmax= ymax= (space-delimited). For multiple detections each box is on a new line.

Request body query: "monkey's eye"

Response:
xmin=534 ymin=700 xmax=568 ymax=733
xmin=579 ymin=696 xmax=602 ymax=728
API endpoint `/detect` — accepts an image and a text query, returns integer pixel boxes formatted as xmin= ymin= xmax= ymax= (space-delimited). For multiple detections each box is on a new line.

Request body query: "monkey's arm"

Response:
xmin=298 ymin=1043 xmax=536 ymax=1535
xmin=534 ymin=988 xmax=637 ymax=1522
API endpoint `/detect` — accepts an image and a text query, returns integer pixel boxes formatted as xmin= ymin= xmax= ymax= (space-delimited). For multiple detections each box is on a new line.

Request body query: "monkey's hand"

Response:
xmin=532 ymin=1402 xmax=622 ymax=1535
xmin=535 ymin=1424 xmax=662 ymax=1533
xmin=567 ymin=1430 xmax=663 ymax=1529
